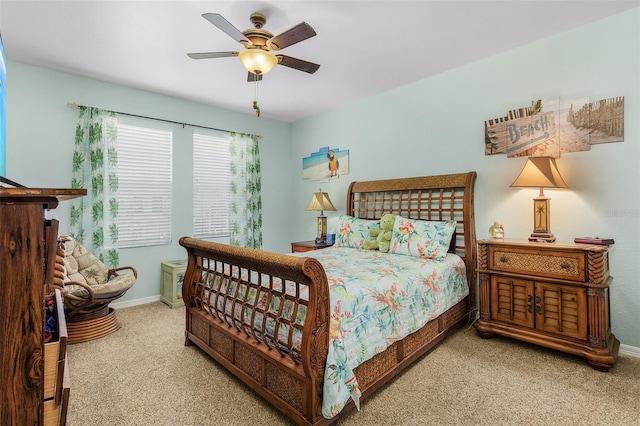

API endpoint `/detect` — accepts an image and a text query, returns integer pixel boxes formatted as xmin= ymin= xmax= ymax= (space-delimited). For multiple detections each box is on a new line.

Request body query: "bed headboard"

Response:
xmin=346 ymin=171 xmax=477 ymax=306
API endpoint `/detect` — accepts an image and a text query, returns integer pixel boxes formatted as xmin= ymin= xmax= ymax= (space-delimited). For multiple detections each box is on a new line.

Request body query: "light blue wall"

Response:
xmin=291 ymin=9 xmax=639 ymax=347
xmin=5 ymin=63 xmax=294 ymax=303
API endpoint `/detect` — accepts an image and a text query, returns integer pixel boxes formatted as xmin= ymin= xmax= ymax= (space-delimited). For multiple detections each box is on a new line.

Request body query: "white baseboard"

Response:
xmin=111 ymin=295 xmax=161 ymax=310
xmin=110 ymin=295 xmax=640 ymax=358
xmin=620 ymin=344 xmax=640 ymax=358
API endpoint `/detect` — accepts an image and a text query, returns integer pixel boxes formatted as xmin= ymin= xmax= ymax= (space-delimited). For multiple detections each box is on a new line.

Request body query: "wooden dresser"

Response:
xmin=474 ymin=239 xmax=619 ymax=371
xmin=0 ymin=188 xmax=85 ymax=425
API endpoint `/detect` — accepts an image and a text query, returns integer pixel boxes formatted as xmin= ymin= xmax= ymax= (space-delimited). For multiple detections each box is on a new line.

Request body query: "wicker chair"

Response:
xmin=57 ymin=236 xmax=137 ymax=344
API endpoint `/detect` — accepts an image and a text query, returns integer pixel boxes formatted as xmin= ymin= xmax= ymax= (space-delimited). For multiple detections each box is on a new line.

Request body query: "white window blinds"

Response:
xmin=193 ymin=132 xmax=231 ymax=239
xmin=117 ymin=122 xmax=172 ymax=247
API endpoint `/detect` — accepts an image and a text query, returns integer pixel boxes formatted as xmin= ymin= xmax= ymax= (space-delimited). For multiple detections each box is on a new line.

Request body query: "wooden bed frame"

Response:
xmin=179 ymin=171 xmax=477 ymax=425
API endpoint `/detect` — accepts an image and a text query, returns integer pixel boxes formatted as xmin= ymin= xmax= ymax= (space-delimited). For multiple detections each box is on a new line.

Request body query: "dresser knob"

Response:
xmin=499 ymin=256 xmax=507 ymax=263
xmin=535 ymin=295 xmax=542 ymax=314
xmin=560 ymin=263 xmax=569 ymax=269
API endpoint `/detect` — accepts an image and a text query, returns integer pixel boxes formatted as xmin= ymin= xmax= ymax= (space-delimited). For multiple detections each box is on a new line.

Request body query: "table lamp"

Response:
xmin=510 ymin=156 xmax=568 ymax=242
xmin=305 ymin=189 xmax=337 ymax=244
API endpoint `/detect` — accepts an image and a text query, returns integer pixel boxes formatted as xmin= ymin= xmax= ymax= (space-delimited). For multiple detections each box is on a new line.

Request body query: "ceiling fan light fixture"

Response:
xmin=238 ymin=49 xmax=278 ymax=75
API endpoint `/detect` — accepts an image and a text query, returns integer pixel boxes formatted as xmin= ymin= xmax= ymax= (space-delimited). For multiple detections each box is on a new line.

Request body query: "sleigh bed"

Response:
xmin=179 ymin=171 xmax=477 ymax=425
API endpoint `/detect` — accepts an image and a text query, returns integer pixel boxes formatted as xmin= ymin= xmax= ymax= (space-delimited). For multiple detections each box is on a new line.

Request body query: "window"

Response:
xmin=193 ymin=131 xmax=231 ymax=239
xmin=116 ymin=120 xmax=172 ymax=248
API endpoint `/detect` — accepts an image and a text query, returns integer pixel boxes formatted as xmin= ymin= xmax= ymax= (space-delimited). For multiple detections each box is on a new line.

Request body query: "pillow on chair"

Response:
xmin=63 ymin=238 xmax=109 ymax=286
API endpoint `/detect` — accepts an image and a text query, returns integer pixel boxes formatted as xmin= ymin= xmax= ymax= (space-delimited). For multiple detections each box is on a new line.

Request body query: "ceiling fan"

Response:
xmin=187 ymin=12 xmax=320 ymax=82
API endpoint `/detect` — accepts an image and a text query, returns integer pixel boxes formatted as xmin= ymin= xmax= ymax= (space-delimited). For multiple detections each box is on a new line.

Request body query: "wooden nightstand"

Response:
xmin=291 ymin=240 xmax=333 ymax=253
xmin=474 ymin=239 xmax=619 ymax=371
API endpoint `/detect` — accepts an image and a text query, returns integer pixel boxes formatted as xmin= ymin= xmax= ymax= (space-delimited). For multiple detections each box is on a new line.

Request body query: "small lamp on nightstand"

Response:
xmin=305 ymin=189 xmax=337 ymax=244
xmin=510 ymin=156 xmax=569 ymax=243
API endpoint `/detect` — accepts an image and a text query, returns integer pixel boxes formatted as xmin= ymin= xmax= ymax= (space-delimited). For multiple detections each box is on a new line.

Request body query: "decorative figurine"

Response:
xmin=489 ymin=220 xmax=504 ymax=239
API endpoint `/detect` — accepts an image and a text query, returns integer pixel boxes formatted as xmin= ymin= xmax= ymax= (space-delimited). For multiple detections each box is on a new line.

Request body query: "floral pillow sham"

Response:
xmin=389 ymin=216 xmax=456 ymax=260
xmin=334 ymin=215 xmax=380 ymax=249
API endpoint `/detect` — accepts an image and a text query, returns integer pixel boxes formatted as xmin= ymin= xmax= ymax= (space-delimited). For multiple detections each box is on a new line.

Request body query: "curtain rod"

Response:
xmin=67 ymin=102 xmax=262 ymax=139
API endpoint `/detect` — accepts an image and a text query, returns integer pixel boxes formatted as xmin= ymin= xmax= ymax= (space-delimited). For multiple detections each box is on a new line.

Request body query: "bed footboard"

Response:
xmin=179 ymin=237 xmax=331 ymax=425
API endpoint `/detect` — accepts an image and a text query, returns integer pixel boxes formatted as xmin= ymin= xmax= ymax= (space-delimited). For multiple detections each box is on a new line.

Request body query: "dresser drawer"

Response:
xmin=44 ymin=290 xmax=68 ymax=401
xmin=488 ymin=246 xmax=586 ymax=282
xmin=43 ymin=359 xmax=70 ymax=426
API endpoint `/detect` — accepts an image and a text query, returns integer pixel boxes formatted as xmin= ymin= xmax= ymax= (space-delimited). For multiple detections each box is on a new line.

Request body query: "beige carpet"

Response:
xmin=67 ymin=302 xmax=639 ymax=426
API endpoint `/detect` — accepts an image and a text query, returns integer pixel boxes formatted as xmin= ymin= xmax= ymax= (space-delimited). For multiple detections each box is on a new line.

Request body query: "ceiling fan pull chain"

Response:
xmin=253 ymin=79 xmax=261 ymax=117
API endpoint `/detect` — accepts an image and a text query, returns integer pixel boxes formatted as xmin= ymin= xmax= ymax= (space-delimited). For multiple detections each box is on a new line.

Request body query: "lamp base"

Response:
xmin=528 ymin=232 xmax=556 ymax=243
xmin=315 ymin=215 xmax=328 ymax=245
xmin=529 ymin=194 xmax=555 ymax=242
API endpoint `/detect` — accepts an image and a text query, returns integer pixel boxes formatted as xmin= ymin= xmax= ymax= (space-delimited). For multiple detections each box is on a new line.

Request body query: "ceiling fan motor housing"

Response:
xmin=242 ymin=28 xmax=273 ymax=49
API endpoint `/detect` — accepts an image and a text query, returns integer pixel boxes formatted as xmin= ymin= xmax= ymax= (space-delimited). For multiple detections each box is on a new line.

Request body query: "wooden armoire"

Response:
xmin=0 ymin=187 xmax=85 ymax=425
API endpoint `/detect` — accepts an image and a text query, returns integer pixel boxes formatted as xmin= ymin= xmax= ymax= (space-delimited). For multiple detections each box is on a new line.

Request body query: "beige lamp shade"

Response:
xmin=305 ymin=190 xmax=336 ymax=244
xmin=510 ymin=157 xmax=569 ymax=189
xmin=510 ymin=157 xmax=568 ymax=243
xmin=305 ymin=191 xmax=337 ymax=213
xmin=238 ymin=49 xmax=278 ymax=75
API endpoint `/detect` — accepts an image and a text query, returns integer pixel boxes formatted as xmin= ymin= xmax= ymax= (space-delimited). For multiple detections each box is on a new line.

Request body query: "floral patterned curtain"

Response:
xmin=229 ymin=132 xmax=262 ymax=249
xmin=69 ymin=106 xmax=120 ymax=266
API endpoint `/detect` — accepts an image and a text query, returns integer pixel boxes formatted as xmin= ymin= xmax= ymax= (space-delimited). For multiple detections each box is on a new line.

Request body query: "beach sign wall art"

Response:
xmin=485 ymin=96 xmax=624 ymax=158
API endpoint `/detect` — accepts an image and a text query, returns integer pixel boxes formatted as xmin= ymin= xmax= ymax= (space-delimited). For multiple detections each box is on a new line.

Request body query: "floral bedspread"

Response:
xmin=291 ymin=246 xmax=469 ymax=418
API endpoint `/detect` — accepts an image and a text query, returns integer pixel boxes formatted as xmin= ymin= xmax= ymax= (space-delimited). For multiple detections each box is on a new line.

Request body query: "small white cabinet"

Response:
xmin=161 ymin=260 xmax=187 ymax=308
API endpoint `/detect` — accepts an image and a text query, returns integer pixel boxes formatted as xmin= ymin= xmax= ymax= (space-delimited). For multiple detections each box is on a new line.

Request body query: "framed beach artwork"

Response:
xmin=484 ymin=95 xmax=624 ymax=157
xmin=302 ymin=146 xmax=350 ymax=182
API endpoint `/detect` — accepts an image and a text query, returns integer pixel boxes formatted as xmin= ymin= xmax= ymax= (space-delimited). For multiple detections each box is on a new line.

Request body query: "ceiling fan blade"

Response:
xmin=202 ymin=13 xmax=252 ymax=46
xmin=276 ymin=55 xmax=320 ymax=74
xmin=267 ymin=22 xmax=316 ymax=50
xmin=187 ymin=51 xmax=239 ymax=60
xmin=247 ymin=72 xmax=263 ymax=82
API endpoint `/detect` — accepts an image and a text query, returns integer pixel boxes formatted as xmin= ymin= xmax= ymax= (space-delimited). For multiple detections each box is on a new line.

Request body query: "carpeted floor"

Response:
xmin=67 ymin=302 xmax=639 ymax=425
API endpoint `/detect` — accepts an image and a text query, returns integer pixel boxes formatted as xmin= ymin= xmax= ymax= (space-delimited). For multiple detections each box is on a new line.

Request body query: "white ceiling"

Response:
xmin=1 ymin=1 xmax=638 ymax=122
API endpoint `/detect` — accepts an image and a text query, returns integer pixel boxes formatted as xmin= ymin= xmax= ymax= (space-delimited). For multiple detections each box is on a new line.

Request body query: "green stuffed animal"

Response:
xmin=363 ymin=213 xmax=396 ymax=253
